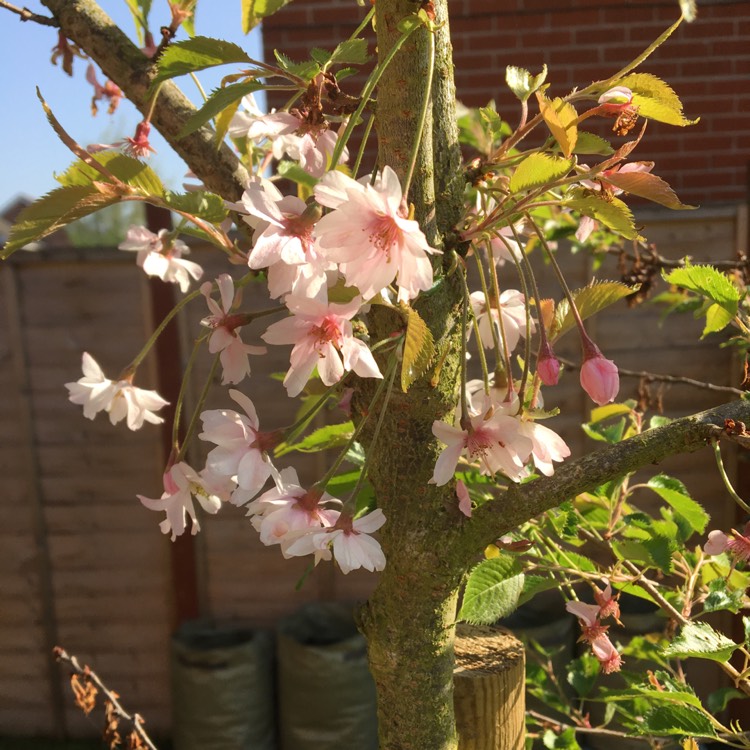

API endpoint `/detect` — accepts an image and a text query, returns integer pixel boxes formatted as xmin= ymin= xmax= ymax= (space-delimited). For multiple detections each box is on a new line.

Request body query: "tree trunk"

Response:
xmin=358 ymin=1 xmax=472 ymax=748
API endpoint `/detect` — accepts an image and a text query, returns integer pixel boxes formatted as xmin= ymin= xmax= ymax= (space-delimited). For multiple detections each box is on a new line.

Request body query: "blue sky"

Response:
xmin=0 ymin=1 xmax=263 ymax=210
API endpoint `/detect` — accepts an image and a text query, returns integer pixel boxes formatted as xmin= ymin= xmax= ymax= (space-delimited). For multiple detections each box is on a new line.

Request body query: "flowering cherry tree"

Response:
xmin=5 ymin=0 xmax=750 ymax=748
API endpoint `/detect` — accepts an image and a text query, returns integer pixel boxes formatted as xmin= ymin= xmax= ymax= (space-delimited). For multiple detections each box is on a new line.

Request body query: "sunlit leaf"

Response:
xmin=619 ymin=72 xmax=699 ymax=127
xmin=537 ymin=92 xmax=578 ymax=157
xmin=178 ymin=80 xmax=264 ymax=138
xmin=242 ymin=0 xmax=293 ymax=33
xmin=550 ymin=281 xmax=636 ymax=341
xmin=459 ymin=555 xmax=524 ymax=624
xmin=509 ymin=153 xmax=573 ymax=193
xmin=506 ymin=64 xmax=547 ymax=102
xmin=153 ymin=36 xmax=253 ymax=86
xmin=401 ymin=306 xmax=435 ymax=392
xmin=604 ymin=170 xmax=696 ymax=210
xmin=665 ymin=621 xmax=738 ymax=663
xmin=567 ymin=193 xmax=639 ymax=240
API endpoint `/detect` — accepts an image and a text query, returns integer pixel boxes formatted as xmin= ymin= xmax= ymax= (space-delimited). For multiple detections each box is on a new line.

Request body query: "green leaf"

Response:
xmin=604 ymin=170 xmax=696 ymax=210
xmin=537 ymin=93 xmax=578 ymax=158
xmin=639 ymin=705 xmax=716 ymax=738
xmin=401 ymin=306 xmax=435 ymax=392
xmin=509 ymin=153 xmax=573 ymax=193
xmin=273 ymin=50 xmax=321 ymax=81
xmin=2 ymin=185 xmax=119 ymax=257
xmin=164 ymin=191 xmax=228 ymax=224
xmin=619 ymin=72 xmax=699 ymax=127
xmin=707 ymin=686 xmax=743 ymax=714
xmin=664 ymin=621 xmax=738 ymax=663
xmin=57 ymin=152 xmax=165 ymax=197
xmin=277 ymin=160 xmax=320 ymax=189
xmin=505 ymin=64 xmax=547 ymax=102
xmin=703 ymin=578 xmax=744 ymax=614
xmin=590 ymin=403 xmax=633 ymax=422
xmin=123 ymin=0 xmax=152 ymax=44
xmin=664 ymin=264 xmax=740 ymax=306
xmin=153 ymin=37 xmax=253 ymax=86
xmin=646 ymin=475 xmax=708 ymax=534
xmin=550 ymin=280 xmax=636 ymax=341
xmin=643 ymin=535 xmax=676 ymax=573
xmin=459 ymin=555 xmax=525 ymax=625
xmin=274 ymin=422 xmax=354 ymax=457
xmin=330 ymin=38 xmax=370 ymax=65
xmin=566 ymin=653 xmax=599 ymax=698
xmin=178 ymin=80 xmax=264 ymax=138
xmin=242 ymin=0 xmax=293 ymax=33
xmin=573 ymin=131 xmax=614 ymax=155
xmin=582 ymin=418 xmax=626 ymax=444
xmin=663 ymin=264 xmax=740 ymax=337
xmin=567 ymin=193 xmax=639 ymax=240
xmin=542 ymin=728 xmax=581 ymax=750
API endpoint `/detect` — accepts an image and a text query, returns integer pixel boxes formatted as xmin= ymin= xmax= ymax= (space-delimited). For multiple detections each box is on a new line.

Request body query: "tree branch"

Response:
xmin=462 ymin=398 xmax=750 ymax=552
xmin=39 ymin=0 xmax=248 ymax=201
xmin=0 ymin=0 xmax=58 ymax=25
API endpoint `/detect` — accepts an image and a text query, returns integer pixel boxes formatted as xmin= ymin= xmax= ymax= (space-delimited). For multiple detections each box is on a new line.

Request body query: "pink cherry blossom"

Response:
xmin=86 ymin=63 xmax=122 ymax=115
xmin=65 ymin=353 xmax=168 ymax=429
xmin=246 ymin=468 xmax=339 ymax=547
xmin=431 ymin=411 xmax=533 ymax=486
xmin=470 ymin=289 xmax=535 ymax=352
xmin=283 ymin=509 xmax=387 ymax=574
xmin=580 ymin=345 xmax=620 ymax=405
xmin=314 ymin=167 xmax=440 ymax=302
xmin=262 ymin=295 xmax=382 ymax=397
xmin=566 ymin=600 xmax=610 ymax=644
xmin=704 ymin=526 xmax=750 ymax=563
xmin=199 ymin=389 xmax=279 ymax=502
xmin=122 ymin=120 xmax=156 ymax=159
xmin=118 ymin=225 xmax=203 ymax=292
xmin=597 ymin=86 xmax=634 ymax=111
xmin=201 ymin=275 xmax=266 ymax=384
xmin=138 ymin=463 xmax=228 ymax=540
xmin=518 ymin=420 xmax=571 ymax=477
xmin=456 ymin=480 xmax=472 ymax=517
xmin=591 ymin=634 xmax=623 ymax=674
xmin=594 ymin=582 xmax=621 ymax=622
xmin=240 ymin=181 xmax=333 ymax=299
xmin=704 ymin=529 xmax=730 ymax=556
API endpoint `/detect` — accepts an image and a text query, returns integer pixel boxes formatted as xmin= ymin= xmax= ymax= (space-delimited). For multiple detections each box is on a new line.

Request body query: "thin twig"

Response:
xmin=527 ymin=709 xmax=650 ymax=742
xmin=0 ymin=0 xmax=58 ymax=25
xmin=556 ymin=354 xmax=745 ymax=396
xmin=54 ymin=647 xmax=159 ymax=750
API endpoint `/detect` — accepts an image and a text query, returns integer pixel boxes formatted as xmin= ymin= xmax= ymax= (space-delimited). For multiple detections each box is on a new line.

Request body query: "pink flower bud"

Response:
xmin=703 ymin=529 xmax=729 ymax=556
xmin=580 ymin=346 xmax=619 ymax=405
xmin=537 ymin=343 xmax=560 ymax=386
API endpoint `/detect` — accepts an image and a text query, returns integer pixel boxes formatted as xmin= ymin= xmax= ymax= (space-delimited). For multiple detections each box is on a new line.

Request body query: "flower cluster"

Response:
xmin=566 ymin=583 xmax=623 ymax=674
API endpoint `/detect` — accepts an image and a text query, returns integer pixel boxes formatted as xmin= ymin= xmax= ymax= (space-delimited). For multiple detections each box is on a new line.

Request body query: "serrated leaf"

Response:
xmin=178 ymin=80 xmax=264 ymax=138
xmin=604 ymin=170 xmax=696 ymax=210
xmin=550 ymin=280 xmax=636 ymax=341
xmin=459 ymin=555 xmax=524 ymax=624
xmin=573 ymin=131 xmax=614 ymax=155
xmin=57 ymin=152 xmax=165 ymax=197
xmin=330 ymin=38 xmax=369 ymax=65
xmin=242 ymin=0 xmax=293 ymax=33
xmin=506 ymin=64 xmax=547 ymax=102
xmin=566 ymin=653 xmax=599 ymax=698
xmin=643 ymin=535 xmax=676 ymax=573
xmin=2 ymin=185 xmax=120 ymax=257
xmin=703 ymin=578 xmax=744 ymax=614
xmin=640 ymin=705 xmax=716 ymax=738
xmin=153 ymin=37 xmax=253 ymax=86
xmin=537 ymin=93 xmax=578 ymax=158
xmin=509 ymin=153 xmax=573 ymax=193
xmin=582 ymin=418 xmax=626 ymax=444
xmin=273 ymin=49 xmax=321 ymax=81
xmin=164 ymin=191 xmax=228 ymax=224
xmin=401 ymin=306 xmax=435 ymax=392
xmin=567 ymin=193 xmax=638 ymax=240
xmin=619 ymin=73 xmax=699 ymax=127
xmin=310 ymin=47 xmax=332 ymax=66
xmin=665 ymin=621 xmax=738 ymax=663
xmin=275 ymin=421 xmax=354 ymax=457
xmin=590 ymin=403 xmax=633 ymax=422
xmin=646 ymin=475 xmax=708 ymax=534
xmin=664 ymin=265 xmax=741 ymax=305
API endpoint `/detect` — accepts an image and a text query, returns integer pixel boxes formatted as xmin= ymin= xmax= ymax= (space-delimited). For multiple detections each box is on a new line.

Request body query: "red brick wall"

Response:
xmin=263 ymin=0 xmax=749 ymax=205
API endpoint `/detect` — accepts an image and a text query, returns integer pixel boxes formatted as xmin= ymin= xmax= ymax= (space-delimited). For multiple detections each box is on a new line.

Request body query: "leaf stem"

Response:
xmin=712 ymin=438 xmax=750 ymax=514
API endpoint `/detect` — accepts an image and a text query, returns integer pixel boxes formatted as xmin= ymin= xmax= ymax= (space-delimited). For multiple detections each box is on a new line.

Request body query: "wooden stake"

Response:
xmin=454 ymin=624 xmax=526 ymax=750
